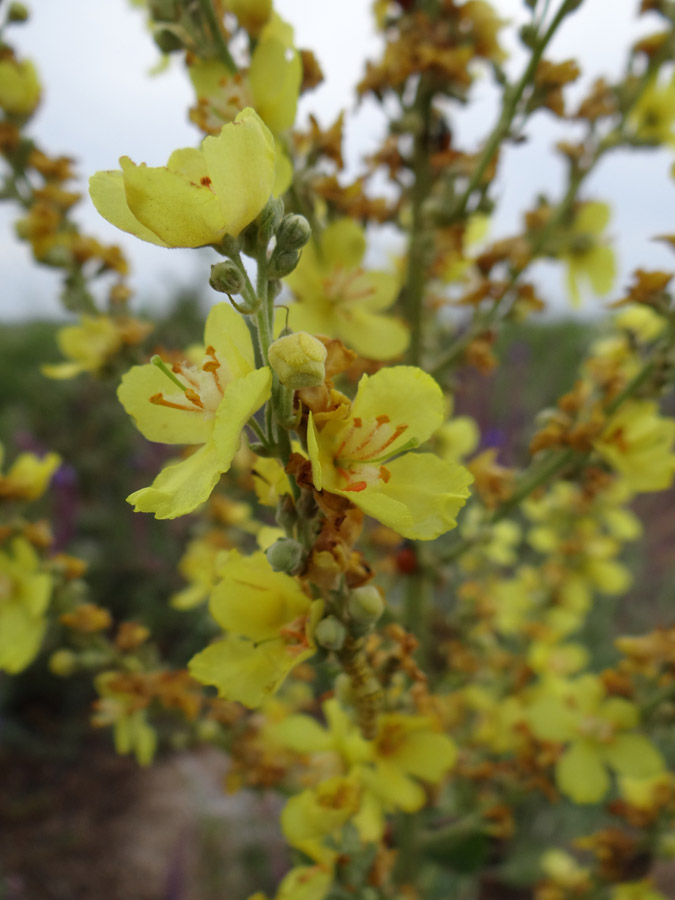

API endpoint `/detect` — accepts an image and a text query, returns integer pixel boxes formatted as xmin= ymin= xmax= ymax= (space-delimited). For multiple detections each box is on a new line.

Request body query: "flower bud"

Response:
xmin=267 ymin=248 xmax=300 ymax=279
xmin=275 ymin=214 xmax=311 ymax=251
xmin=268 ymin=332 xmax=327 ymax=389
xmin=314 ymin=615 xmax=348 ymax=651
xmin=265 ymin=537 xmax=304 ymax=574
xmin=48 ymin=649 xmax=77 ymax=677
xmin=348 ymin=585 xmax=385 ymax=625
xmin=210 ymin=260 xmax=245 ymax=295
xmin=153 ymin=28 xmax=184 ymax=53
xmin=8 ymin=3 xmax=29 ymax=22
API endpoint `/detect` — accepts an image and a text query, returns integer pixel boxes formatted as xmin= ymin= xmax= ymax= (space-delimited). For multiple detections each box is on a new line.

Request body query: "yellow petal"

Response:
xmin=350 ymin=367 xmax=446 ymax=449
xmin=126 ymin=441 xmax=224 ymax=519
xmin=188 ymin=634 xmax=309 ymax=707
xmin=603 ymin=734 xmax=665 ymax=780
xmin=200 ymin=107 xmax=276 ymax=237
xmin=120 ymin=155 xmax=228 ymax=248
xmin=346 ymin=452 xmax=472 ymax=541
xmin=89 ymin=170 xmax=170 ymax=247
xmin=209 ymin=550 xmax=310 ymax=639
xmin=117 ymin=363 xmax=214 ymax=445
xmin=555 ymin=740 xmax=609 ymax=804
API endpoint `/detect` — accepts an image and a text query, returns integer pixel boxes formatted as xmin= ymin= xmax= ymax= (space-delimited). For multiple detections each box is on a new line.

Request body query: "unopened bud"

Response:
xmin=210 ymin=260 xmax=245 ymax=295
xmin=153 ymin=28 xmax=184 ymax=53
xmin=268 ymin=332 xmax=327 ymax=389
xmin=7 ymin=3 xmax=29 ymax=22
xmin=267 ymin=248 xmax=300 ymax=279
xmin=48 ymin=649 xmax=77 ymax=677
xmin=265 ymin=537 xmax=304 ymax=574
xmin=348 ymin=585 xmax=385 ymax=625
xmin=275 ymin=214 xmax=311 ymax=251
xmin=314 ymin=615 xmax=347 ymax=651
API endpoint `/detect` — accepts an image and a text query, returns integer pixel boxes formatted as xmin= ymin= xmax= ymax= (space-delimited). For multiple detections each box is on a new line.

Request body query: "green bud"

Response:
xmin=153 ymin=28 xmax=184 ymax=53
xmin=267 ymin=248 xmax=300 ymax=279
xmin=48 ymin=649 xmax=77 ymax=677
xmin=210 ymin=259 xmax=245 ymax=295
xmin=275 ymin=214 xmax=311 ymax=251
xmin=258 ymin=196 xmax=285 ymax=244
xmin=148 ymin=0 xmax=179 ymax=21
xmin=519 ymin=23 xmax=537 ymax=48
xmin=242 ymin=196 xmax=284 ymax=255
xmin=7 ymin=3 xmax=29 ymax=22
xmin=315 ymin=615 xmax=348 ymax=651
xmin=268 ymin=332 xmax=327 ymax=389
xmin=348 ymin=585 xmax=385 ymax=625
xmin=265 ymin=537 xmax=305 ymax=574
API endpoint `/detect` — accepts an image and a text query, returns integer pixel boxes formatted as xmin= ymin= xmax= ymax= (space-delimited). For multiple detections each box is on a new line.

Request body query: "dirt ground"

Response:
xmin=0 ymin=742 xmax=287 ymax=900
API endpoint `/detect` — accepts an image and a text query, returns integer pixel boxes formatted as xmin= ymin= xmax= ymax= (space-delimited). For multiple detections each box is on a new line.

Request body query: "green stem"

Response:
xmin=452 ymin=0 xmax=577 ymax=221
xmin=431 ymin=165 xmax=587 ymax=378
xmin=196 ymin=0 xmax=237 ymax=73
xmin=403 ymin=83 xmax=434 ymax=365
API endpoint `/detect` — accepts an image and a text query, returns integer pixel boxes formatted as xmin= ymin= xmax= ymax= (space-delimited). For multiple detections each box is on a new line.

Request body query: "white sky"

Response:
xmin=1 ymin=0 xmax=673 ymax=320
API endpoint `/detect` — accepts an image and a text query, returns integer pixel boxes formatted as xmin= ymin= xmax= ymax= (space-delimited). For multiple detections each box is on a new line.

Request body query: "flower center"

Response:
xmin=148 ymin=346 xmax=227 ymax=417
xmin=333 ymin=414 xmax=408 ymax=492
xmin=279 ymin=614 xmax=311 ymax=657
xmin=323 ymin=266 xmax=376 ymax=307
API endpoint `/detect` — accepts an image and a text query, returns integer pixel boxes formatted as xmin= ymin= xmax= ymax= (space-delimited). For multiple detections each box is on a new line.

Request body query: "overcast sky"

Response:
xmin=1 ymin=0 xmax=672 ymax=320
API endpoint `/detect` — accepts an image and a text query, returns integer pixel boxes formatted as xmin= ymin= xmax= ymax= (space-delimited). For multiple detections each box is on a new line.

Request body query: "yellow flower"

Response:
xmin=118 ymin=302 xmax=272 ymax=518
xmin=0 ymin=57 xmax=40 ymax=117
xmin=307 ymin=367 xmax=473 ymax=540
xmin=287 ymin=219 xmax=409 ymax=361
xmin=559 ymin=202 xmax=616 ymax=306
xmin=629 ymin=72 xmax=675 ymax=146
xmin=594 ymin=400 xmax=675 ymax=493
xmin=229 ymin=0 xmax=272 ymax=35
xmin=89 ymin=108 xmax=275 ymax=248
xmin=527 ymin=674 xmax=664 ymax=804
xmin=246 ymin=865 xmax=333 ymax=900
xmin=190 ymin=15 xmax=300 ymax=134
xmin=93 ymin=672 xmax=157 ymax=767
xmin=42 ymin=315 xmax=123 ymax=380
xmin=0 ymin=537 xmax=52 ymax=674
xmin=362 ymin=712 xmax=458 ymax=814
xmin=281 ymin=774 xmax=362 ymax=863
xmin=188 ymin=550 xmax=322 ymax=708
xmin=0 ymin=445 xmax=61 ymax=502
xmin=272 ymin=698 xmax=456 ymax=840
xmin=170 ymin=535 xmax=231 ymax=610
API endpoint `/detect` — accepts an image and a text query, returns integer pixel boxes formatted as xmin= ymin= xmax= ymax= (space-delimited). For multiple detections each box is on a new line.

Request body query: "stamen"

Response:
xmin=343 ymin=481 xmax=368 ymax=493
xmin=202 ymin=345 xmax=222 ymax=390
xmin=185 ymin=389 xmax=204 ymax=409
xmin=149 ymin=392 xmax=199 ymax=412
xmin=358 ymin=424 xmax=408 ymax=460
xmin=172 ymin=361 xmax=199 ymax=387
xmin=379 ymin=466 xmax=391 ymax=483
xmin=151 ymin=354 xmax=187 ymax=392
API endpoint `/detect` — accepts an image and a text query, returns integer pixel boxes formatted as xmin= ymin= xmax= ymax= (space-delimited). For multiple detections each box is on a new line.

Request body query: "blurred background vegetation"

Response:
xmin=2 ymin=302 xmax=674 ymax=900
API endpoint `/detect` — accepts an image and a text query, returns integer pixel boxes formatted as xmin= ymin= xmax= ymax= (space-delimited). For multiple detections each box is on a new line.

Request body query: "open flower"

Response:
xmin=188 ymin=550 xmax=322 ymax=708
xmin=0 ymin=444 xmax=61 ymax=502
xmin=307 ymin=367 xmax=472 ymax=540
xmin=559 ymin=202 xmax=615 ymax=307
xmin=594 ymin=400 xmax=675 ymax=493
xmin=118 ymin=302 xmax=271 ymax=518
xmin=0 ymin=537 xmax=52 ymax=674
xmin=89 ymin=108 xmax=275 ymax=248
xmin=287 ymin=219 xmax=409 ymax=361
xmin=527 ymin=673 xmax=664 ymax=804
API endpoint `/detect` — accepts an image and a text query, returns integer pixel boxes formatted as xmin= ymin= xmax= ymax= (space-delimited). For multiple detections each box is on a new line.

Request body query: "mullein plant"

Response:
xmin=6 ymin=0 xmax=675 ymax=898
